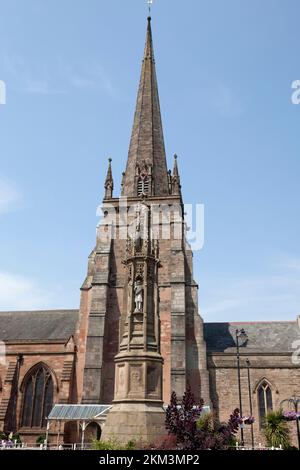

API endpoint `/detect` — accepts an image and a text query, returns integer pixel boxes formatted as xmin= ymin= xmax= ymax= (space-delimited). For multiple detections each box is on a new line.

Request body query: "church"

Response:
xmin=0 ymin=17 xmax=299 ymax=446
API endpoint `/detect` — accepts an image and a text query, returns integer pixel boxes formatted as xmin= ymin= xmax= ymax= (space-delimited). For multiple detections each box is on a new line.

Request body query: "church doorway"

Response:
xmin=63 ymin=421 xmax=78 ymax=444
xmin=84 ymin=421 xmax=102 ymax=442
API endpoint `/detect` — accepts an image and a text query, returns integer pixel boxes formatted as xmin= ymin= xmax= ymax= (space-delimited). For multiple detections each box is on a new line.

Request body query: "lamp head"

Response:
xmin=236 ymin=328 xmax=248 ymax=340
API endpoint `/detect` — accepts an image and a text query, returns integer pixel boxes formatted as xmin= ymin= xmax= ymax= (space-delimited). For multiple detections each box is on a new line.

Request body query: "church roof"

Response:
xmin=0 ymin=310 xmax=78 ymax=343
xmin=204 ymin=320 xmax=300 ymax=353
xmin=122 ymin=17 xmax=169 ymax=196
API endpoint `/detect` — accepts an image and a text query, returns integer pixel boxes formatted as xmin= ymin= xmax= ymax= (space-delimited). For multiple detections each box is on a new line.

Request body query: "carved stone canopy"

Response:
xmin=136 ymin=161 xmax=152 ymax=177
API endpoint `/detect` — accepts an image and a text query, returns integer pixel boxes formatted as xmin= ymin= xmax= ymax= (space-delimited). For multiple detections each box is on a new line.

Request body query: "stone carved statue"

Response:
xmin=134 ymin=279 xmax=143 ymax=313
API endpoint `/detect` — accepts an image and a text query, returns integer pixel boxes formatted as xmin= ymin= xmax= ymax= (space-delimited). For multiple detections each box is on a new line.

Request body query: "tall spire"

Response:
xmin=122 ymin=17 xmax=169 ymax=197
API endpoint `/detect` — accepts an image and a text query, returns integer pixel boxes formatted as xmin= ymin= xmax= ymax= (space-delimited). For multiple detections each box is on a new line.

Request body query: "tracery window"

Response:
xmin=258 ymin=380 xmax=273 ymax=427
xmin=21 ymin=364 xmax=54 ymax=428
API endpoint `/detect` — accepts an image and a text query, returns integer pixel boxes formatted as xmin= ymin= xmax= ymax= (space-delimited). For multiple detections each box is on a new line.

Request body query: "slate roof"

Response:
xmin=0 ymin=310 xmax=78 ymax=342
xmin=1 ymin=309 xmax=298 ymax=352
xmin=204 ymin=321 xmax=300 ymax=353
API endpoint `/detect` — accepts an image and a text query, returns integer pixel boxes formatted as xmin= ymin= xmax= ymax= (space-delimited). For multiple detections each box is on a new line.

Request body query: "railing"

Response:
xmin=0 ymin=442 xmax=93 ymax=451
xmin=232 ymin=444 xmax=284 ymax=451
xmin=0 ymin=441 xmax=284 ymax=451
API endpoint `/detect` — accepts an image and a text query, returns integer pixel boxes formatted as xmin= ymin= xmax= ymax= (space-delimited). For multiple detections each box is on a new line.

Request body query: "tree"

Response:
xmin=165 ymin=386 xmax=241 ymax=450
xmin=264 ymin=410 xmax=291 ymax=449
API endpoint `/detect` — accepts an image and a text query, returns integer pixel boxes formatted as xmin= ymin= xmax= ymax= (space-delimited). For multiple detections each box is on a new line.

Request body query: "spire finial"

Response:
xmin=171 ymin=154 xmax=181 ymax=196
xmin=173 ymin=154 xmax=179 ymax=176
xmin=147 ymin=0 xmax=153 ymax=17
xmin=104 ymin=157 xmax=114 ymax=199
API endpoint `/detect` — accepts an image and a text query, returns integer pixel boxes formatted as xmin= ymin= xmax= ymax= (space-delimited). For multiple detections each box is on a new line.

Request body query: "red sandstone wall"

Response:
xmin=0 ymin=340 xmax=76 ymax=443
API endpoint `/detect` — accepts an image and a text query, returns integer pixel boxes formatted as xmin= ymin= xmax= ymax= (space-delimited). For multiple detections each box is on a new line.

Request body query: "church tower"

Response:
xmin=76 ymin=16 xmax=210 ymax=431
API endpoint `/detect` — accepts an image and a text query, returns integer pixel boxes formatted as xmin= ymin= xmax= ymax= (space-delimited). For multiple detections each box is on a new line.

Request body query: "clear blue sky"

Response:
xmin=0 ymin=0 xmax=299 ymax=322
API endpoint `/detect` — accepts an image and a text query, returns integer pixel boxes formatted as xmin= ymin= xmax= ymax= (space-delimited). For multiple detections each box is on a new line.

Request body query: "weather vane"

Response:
xmin=147 ymin=0 xmax=153 ymax=15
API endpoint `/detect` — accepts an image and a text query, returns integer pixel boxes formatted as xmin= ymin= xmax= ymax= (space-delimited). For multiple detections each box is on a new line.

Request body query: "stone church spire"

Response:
xmin=122 ymin=17 xmax=169 ymax=197
xmin=79 ymin=13 xmax=210 ymax=435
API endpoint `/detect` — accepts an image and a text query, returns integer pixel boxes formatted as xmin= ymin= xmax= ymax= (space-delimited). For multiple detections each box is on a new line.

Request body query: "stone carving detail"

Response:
xmin=135 ymin=160 xmax=152 ymax=178
xmin=119 ymin=366 xmax=125 ymax=389
xmin=136 ymin=263 xmax=144 ymax=277
xmin=130 ymin=366 xmax=143 ymax=392
xmin=116 ymin=366 xmax=126 ymax=397
xmin=126 ymin=237 xmax=133 ymax=257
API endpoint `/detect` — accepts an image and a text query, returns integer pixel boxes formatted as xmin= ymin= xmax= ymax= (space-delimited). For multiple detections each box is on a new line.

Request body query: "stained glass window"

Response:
xmin=21 ymin=364 xmax=54 ymax=428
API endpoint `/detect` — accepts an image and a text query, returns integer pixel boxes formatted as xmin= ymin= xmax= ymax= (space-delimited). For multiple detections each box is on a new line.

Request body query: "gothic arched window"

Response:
xmin=137 ymin=176 xmax=149 ymax=196
xmin=257 ymin=380 xmax=273 ymax=427
xmin=21 ymin=364 xmax=54 ymax=428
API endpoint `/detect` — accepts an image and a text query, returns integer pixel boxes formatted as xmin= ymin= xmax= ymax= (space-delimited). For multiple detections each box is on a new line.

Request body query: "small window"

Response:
xmin=258 ymin=380 xmax=273 ymax=427
xmin=137 ymin=176 xmax=149 ymax=196
xmin=137 ymin=178 xmax=143 ymax=196
xmin=143 ymin=177 xmax=149 ymax=194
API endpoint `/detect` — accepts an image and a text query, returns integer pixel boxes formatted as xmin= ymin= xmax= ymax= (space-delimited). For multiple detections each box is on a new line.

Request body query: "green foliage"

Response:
xmin=125 ymin=440 xmax=136 ymax=450
xmin=263 ymin=410 xmax=291 ymax=449
xmin=0 ymin=431 xmax=22 ymax=443
xmin=196 ymin=412 xmax=213 ymax=433
xmin=12 ymin=433 xmax=22 ymax=443
xmin=92 ymin=438 xmax=136 ymax=451
xmin=36 ymin=434 xmax=46 ymax=444
xmin=226 ymin=434 xmax=238 ymax=449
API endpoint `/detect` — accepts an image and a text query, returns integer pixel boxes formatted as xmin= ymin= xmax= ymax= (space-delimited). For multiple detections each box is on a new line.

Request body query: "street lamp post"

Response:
xmin=280 ymin=396 xmax=300 ymax=450
xmin=246 ymin=358 xmax=255 ymax=449
xmin=235 ymin=328 xmax=248 ymax=447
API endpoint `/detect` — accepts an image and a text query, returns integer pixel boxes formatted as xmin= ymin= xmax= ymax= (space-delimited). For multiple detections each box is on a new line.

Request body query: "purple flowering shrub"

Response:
xmin=243 ymin=416 xmax=255 ymax=425
xmin=165 ymin=386 xmax=242 ymax=450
